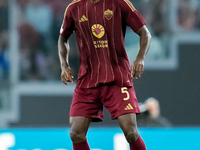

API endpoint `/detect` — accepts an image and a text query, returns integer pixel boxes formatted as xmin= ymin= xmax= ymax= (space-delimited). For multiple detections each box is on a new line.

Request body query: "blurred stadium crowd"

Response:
xmin=0 ymin=0 xmax=200 ymax=81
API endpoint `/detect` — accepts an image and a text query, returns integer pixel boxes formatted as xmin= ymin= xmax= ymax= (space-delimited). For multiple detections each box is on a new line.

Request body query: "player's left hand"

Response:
xmin=131 ymin=58 xmax=144 ymax=79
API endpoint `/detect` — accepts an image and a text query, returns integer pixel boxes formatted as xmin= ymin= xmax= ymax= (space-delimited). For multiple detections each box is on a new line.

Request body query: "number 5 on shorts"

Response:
xmin=121 ymin=87 xmax=130 ymax=101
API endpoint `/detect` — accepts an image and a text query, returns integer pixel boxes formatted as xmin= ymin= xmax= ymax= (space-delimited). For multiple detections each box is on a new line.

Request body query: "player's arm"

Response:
xmin=58 ymin=35 xmax=74 ymax=85
xmin=119 ymin=0 xmax=151 ymax=78
xmin=58 ymin=5 xmax=75 ymax=85
xmin=131 ymin=25 xmax=151 ymax=79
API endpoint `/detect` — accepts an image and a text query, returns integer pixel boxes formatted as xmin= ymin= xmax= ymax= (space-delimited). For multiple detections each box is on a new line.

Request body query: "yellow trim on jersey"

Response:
xmin=123 ymin=0 xmax=136 ymax=12
xmin=64 ymin=0 xmax=82 ymax=17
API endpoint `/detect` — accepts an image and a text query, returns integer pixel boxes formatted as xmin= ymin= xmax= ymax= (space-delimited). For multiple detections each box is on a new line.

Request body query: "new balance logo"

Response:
xmin=125 ymin=103 xmax=134 ymax=110
xmin=79 ymin=15 xmax=88 ymax=22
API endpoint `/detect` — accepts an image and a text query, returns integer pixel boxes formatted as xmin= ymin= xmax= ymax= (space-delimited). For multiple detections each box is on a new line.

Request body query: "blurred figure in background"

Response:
xmin=16 ymin=0 xmax=59 ymax=80
xmin=195 ymin=1 xmax=200 ymax=29
xmin=126 ymin=0 xmax=167 ymax=62
xmin=0 ymin=0 xmax=9 ymax=82
xmin=177 ymin=0 xmax=198 ymax=32
xmin=0 ymin=0 xmax=8 ymax=31
xmin=18 ymin=22 xmax=46 ymax=80
xmin=0 ymin=31 xmax=9 ymax=82
xmin=44 ymin=0 xmax=71 ymax=43
xmin=137 ymin=97 xmax=172 ymax=127
xmin=25 ymin=0 xmax=53 ymax=48
xmin=139 ymin=0 xmax=168 ymax=37
xmin=16 ymin=0 xmax=71 ymax=81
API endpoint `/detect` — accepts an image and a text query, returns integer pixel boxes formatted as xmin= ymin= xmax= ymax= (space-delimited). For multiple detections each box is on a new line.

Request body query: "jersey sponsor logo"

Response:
xmin=93 ymin=40 xmax=108 ymax=48
xmin=104 ymin=9 xmax=113 ymax=20
xmin=125 ymin=103 xmax=134 ymax=110
xmin=79 ymin=15 xmax=88 ymax=22
xmin=91 ymin=24 xmax=105 ymax=39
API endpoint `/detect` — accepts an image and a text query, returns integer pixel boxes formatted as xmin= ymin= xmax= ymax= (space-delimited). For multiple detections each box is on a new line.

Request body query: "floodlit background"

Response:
xmin=0 ymin=0 xmax=200 ymax=149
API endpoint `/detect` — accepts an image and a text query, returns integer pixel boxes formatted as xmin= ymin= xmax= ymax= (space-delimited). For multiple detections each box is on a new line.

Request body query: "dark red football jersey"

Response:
xmin=60 ymin=0 xmax=146 ymax=88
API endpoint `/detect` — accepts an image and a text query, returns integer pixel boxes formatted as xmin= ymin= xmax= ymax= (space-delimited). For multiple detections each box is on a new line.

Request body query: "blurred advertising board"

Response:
xmin=0 ymin=128 xmax=199 ymax=150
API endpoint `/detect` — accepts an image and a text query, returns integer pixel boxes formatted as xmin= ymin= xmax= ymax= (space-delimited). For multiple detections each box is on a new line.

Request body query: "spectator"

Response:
xmin=25 ymin=0 xmax=52 ymax=37
xmin=126 ymin=0 xmax=167 ymax=63
xmin=126 ymin=26 xmax=164 ymax=62
xmin=16 ymin=0 xmax=54 ymax=80
xmin=18 ymin=22 xmax=47 ymax=80
xmin=195 ymin=0 xmax=200 ymax=30
xmin=0 ymin=31 xmax=9 ymax=82
xmin=45 ymin=0 xmax=70 ymax=43
xmin=0 ymin=0 xmax=8 ymax=33
xmin=135 ymin=0 xmax=168 ymax=37
xmin=0 ymin=0 xmax=9 ymax=82
xmin=177 ymin=0 xmax=198 ymax=32
xmin=137 ymin=97 xmax=172 ymax=127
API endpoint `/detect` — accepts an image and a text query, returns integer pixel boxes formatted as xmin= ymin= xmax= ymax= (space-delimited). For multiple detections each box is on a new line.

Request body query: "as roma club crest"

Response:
xmin=104 ymin=9 xmax=113 ymax=20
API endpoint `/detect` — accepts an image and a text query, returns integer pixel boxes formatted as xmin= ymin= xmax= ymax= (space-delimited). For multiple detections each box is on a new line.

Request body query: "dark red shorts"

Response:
xmin=70 ymin=84 xmax=140 ymax=121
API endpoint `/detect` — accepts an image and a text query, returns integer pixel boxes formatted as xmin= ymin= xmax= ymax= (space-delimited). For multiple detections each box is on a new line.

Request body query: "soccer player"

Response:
xmin=58 ymin=0 xmax=151 ymax=149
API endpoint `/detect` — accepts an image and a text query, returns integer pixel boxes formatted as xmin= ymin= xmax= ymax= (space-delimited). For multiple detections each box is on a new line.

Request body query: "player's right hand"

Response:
xmin=61 ymin=67 xmax=74 ymax=85
xmin=131 ymin=58 xmax=144 ymax=79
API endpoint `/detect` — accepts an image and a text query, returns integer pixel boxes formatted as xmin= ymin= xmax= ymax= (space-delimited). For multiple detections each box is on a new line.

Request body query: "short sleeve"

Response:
xmin=120 ymin=0 xmax=146 ymax=32
xmin=60 ymin=6 xmax=75 ymax=39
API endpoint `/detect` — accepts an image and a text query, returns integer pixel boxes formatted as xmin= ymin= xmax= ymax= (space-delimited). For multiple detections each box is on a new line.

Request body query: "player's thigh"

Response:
xmin=70 ymin=87 xmax=103 ymax=121
xmin=117 ymin=113 xmax=137 ymax=132
xmin=70 ymin=116 xmax=92 ymax=133
xmin=69 ymin=116 xmax=91 ymax=143
xmin=117 ymin=113 xmax=139 ymax=137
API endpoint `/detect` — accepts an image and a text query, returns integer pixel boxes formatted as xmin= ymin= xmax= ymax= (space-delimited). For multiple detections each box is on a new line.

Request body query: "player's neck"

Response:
xmin=89 ymin=0 xmax=100 ymax=3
